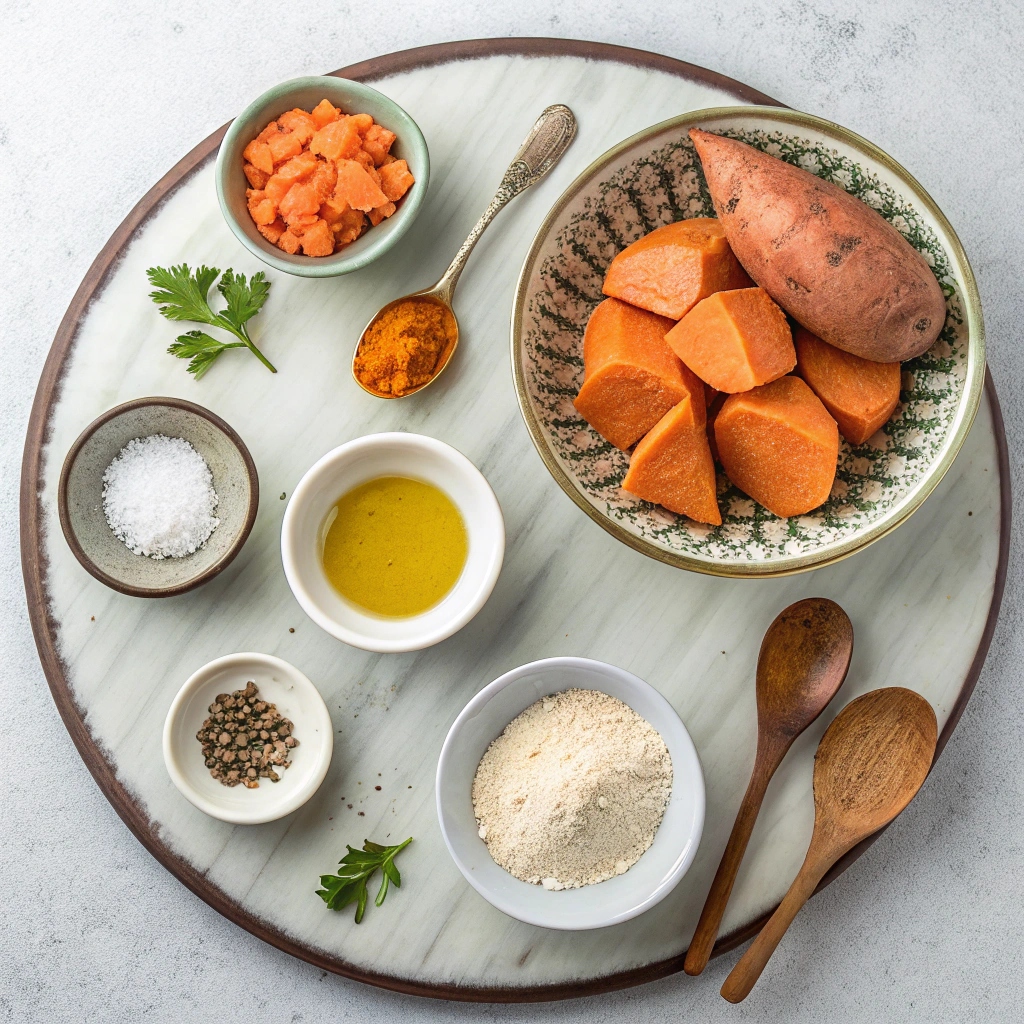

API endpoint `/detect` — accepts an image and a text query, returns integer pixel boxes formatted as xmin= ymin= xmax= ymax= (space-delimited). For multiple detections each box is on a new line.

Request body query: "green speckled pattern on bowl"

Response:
xmin=512 ymin=107 xmax=985 ymax=577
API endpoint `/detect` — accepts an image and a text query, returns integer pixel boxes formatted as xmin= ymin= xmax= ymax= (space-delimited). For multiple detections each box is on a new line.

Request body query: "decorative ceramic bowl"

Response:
xmin=163 ymin=652 xmax=333 ymax=824
xmin=281 ymin=433 xmax=505 ymax=653
xmin=436 ymin=657 xmax=705 ymax=930
xmin=58 ymin=397 xmax=259 ymax=597
xmin=215 ymin=75 xmax=429 ymax=278
xmin=512 ymin=106 xmax=985 ymax=577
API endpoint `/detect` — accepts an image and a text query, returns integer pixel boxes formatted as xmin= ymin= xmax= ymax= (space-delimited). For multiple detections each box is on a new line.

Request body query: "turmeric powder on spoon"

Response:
xmin=353 ymin=297 xmax=457 ymax=396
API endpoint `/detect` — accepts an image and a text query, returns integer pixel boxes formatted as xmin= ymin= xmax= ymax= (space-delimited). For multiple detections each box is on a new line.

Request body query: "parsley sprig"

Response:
xmin=316 ymin=837 xmax=412 ymax=923
xmin=147 ymin=264 xmax=277 ymax=379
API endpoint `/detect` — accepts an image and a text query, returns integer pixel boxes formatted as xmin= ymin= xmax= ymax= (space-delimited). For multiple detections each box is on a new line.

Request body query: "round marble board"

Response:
xmin=22 ymin=40 xmax=1009 ymax=1001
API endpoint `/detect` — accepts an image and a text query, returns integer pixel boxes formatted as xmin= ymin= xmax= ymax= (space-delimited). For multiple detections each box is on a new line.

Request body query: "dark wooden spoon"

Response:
xmin=721 ymin=686 xmax=938 ymax=1003
xmin=684 ymin=598 xmax=853 ymax=976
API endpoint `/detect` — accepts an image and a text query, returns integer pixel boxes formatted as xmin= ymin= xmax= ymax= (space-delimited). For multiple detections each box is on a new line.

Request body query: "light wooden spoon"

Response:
xmin=720 ymin=686 xmax=938 ymax=1003
xmin=684 ymin=597 xmax=853 ymax=976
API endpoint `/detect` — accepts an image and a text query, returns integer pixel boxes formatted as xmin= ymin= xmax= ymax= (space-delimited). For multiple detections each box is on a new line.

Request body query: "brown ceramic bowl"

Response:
xmin=58 ymin=397 xmax=259 ymax=598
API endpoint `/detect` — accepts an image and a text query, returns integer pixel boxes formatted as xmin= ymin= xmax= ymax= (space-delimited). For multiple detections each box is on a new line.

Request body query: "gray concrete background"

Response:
xmin=2 ymin=1 xmax=1021 ymax=1020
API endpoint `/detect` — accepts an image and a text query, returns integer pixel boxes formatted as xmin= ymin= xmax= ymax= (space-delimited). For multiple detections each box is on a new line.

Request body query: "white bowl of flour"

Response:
xmin=436 ymin=657 xmax=704 ymax=930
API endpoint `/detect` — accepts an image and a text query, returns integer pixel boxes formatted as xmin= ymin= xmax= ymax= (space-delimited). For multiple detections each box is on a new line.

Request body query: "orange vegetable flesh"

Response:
xmin=241 ymin=99 xmax=412 ymax=256
xmin=666 ymin=286 xmax=795 ymax=393
xmin=794 ymin=327 xmax=900 ymax=445
xmin=623 ymin=396 xmax=721 ymax=525
xmin=714 ymin=376 xmax=839 ymax=517
xmin=602 ymin=218 xmax=753 ymax=320
xmin=574 ymin=298 xmax=703 ymax=451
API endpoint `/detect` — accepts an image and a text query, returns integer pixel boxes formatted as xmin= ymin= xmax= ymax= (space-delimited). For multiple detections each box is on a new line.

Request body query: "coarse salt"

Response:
xmin=102 ymin=434 xmax=220 ymax=559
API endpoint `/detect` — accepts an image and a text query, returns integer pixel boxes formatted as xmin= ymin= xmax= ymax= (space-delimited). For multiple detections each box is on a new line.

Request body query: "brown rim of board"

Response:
xmin=19 ymin=38 xmax=1012 ymax=1003
xmin=57 ymin=396 xmax=260 ymax=599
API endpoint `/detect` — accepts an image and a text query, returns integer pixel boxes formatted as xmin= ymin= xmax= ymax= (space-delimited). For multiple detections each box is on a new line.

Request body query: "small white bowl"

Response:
xmin=163 ymin=653 xmax=333 ymax=824
xmin=436 ymin=657 xmax=705 ymax=930
xmin=281 ymin=433 xmax=504 ymax=653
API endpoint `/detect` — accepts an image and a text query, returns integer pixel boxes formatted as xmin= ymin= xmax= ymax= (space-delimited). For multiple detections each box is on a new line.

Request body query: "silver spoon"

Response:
xmin=352 ymin=104 xmax=578 ymax=398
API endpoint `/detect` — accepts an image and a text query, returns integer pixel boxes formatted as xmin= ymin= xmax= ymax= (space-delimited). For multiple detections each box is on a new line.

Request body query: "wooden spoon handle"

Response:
xmin=684 ymin=752 xmax=778 ymax=975
xmin=720 ymin=846 xmax=831 ymax=1003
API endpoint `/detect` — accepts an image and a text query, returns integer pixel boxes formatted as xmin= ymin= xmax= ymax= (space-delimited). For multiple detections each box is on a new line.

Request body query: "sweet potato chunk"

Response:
xmin=243 ymin=162 xmax=269 ymax=189
xmin=368 ymin=201 xmax=397 ymax=226
xmin=246 ymin=189 xmax=278 ymax=226
xmin=309 ymin=118 xmax=362 ymax=161
xmin=378 ymin=159 xmax=414 ymax=202
xmin=299 ymin=219 xmax=335 ymax=257
xmin=279 ymin=183 xmax=320 ymax=222
xmin=623 ymin=395 xmax=721 ymax=525
xmin=574 ymin=298 xmax=704 ymax=451
xmin=714 ymin=376 xmax=839 ymax=517
xmin=242 ymin=140 xmax=274 ymax=176
xmin=277 ymin=230 xmax=301 ymax=255
xmin=258 ymin=218 xmax=286 ymax=245
xmin=277 ymin=109 xmax=317 ymax=146
xmin=274 ymin=151 xmax=318 ymax=184
xmin=602 ymin=218 xmax=752 ymax=320
xmin=310 ymin=159 xmax=338 ymax=203
xmin=267 ymin=131 xmax=303 ymax=165
xmin=666 ymin=287 xmax=795 ymax=393
xmin=794 ymin=327 xmax=901 ymax=445
xmin=362 ymin=123 xmax=397 ymax=165
xmin=310 ymin=99 xmax=340 ymax=128
xmin=333 ymin=159 xmax=389 ymax=212
xmin=333 ymin=208 xmax=367 ymax=246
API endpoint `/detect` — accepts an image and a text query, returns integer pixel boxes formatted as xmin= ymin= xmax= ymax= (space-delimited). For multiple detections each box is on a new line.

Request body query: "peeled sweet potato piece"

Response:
xmin=242 ymin=140 xmax=274 ymax=176
xmin=267 ymin=131 xmax=303 ymax=165
xmin=603 ymin=218 xmax=753 ymax=319
xmin=332 ymin=208 xmax=367 ymax=246
xmin=277 ymin=229 xmax=301 ymax=255
xmin=279 ymin=183 xmax=320 ymax=222
xmin=362 ymin=123 xmax=397 ymax=166
xmin=258 ymin=218 xmax=286 ymax=245
xmin=623 ymin=395 xmax=721 ymax=525
xmin=309 ymin=118 xmax=362 ymax=161
xmin=795 ymin=326 xmax=900 ymax=444
xmin=243 ymin=162 xmax=269 ymax=189
xmin=277 ymin=109 xmax=317 ymax=146
xmin=299 ymin=219 xmax=335 ymax=257
xmin=574 ymin=298 xmax=704 ymax=451
xmin=378 ymin=159 xmax=415 ymax=202
xmin=310 ymin=159 xmax=338 ymax=203
xmin=274 ymin=151 xmax=318 ymax=184
xmin=689 ymin=128 xmax=946 ymax=363
xmin=666 ymin=287 xmax=795 ymax=393
xmin=714 ymin=376 xmax=839 ymax=517
xmin=333 ymin=159 xmax=389 ymax=213
xmin=310 ymin=99 xmax=340 ymax=128
xmin=368 ymin=201 xmax=397 ymax=226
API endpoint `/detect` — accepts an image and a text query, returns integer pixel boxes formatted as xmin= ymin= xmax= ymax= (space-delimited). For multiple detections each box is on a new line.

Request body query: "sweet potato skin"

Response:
xmin=689 ymin=129 xmax=946 ymax=363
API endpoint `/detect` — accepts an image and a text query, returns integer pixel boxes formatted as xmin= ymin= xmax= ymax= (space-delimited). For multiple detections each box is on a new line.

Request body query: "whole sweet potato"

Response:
xmin=689 ymin=129 xmax=946 ymax=363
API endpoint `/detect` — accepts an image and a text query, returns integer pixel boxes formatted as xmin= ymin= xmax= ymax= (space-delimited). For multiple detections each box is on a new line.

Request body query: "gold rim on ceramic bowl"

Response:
xmin=511 ymin=105 xmax=985 ymax=578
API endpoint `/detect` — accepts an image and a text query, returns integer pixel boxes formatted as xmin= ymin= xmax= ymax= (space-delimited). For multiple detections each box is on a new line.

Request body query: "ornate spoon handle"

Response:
xmin=432 ymin=104 xmax=577 ymax=302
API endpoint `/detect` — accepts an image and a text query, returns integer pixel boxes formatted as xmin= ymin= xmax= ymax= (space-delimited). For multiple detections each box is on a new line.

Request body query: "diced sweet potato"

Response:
xmin=309 ymin=118 xmax=362 ymax=161
xmin=267 ymin=131 xmax=303 ymax=165
xmin=353 ymin=149 xmax=376 ymax=171
xmin=257 ymin=120 xmax=282 ymax=143
xmin=279 ymin=183 xmax=320 ymax=222
xmin=362 ymin=123 xmax=396 ymax=166
xmin=602 ymin=218 xmax=753 ymax=320
xmin=310 ymin=159 xmax=338 ymax=203
xmin=714 ymin=376 xmax=839 ymax=517
xmin=333 ymin=208 xmax=367 ymax=246
xmin=623 ymin=395 xmax=721 ymax=525
xmin=242 ymin=140 xmax=274 ymax=176
xmin=285 ymin=213 xmax=320 ymax=234
xmin=277 ymin=229 xmax=301 ymax=255
xmin=258 ymin=218 xmax=286 ymax=245
xmin=379 ymin=159 xmax=414 ymax=202
xmin=666 ymin=286 xmax=795 ymax=393
xmin=318 ymin=196 xmax=347 ymax=226
xmin=243 ymin=162 xmax=270 ymax=189
xmin=264 ymin=174 xmax=290 ymax=206
xmin=277 ymin=109 xmax=317 ymax=146
xmin=310 ymin=99 xmax=340 ymax=128
xmin=349 ymin=112 xmax=374 ymax=134
xmin=299 ymin=218 xmax=335 ymax=257
xmin=333 ymin=159 xmax=389 ymax=213
xmin=794 ymin=327 xmax=901 ymax=445
xmin=274 ymin=151 xmax=318 ymax=184
xmin=368 ymin=201 xmax=397 ymax=226
xmin=574 ymin=298 xmax=704 ymax=450
xmin=247 ymin=194 xmax=278 ymax=226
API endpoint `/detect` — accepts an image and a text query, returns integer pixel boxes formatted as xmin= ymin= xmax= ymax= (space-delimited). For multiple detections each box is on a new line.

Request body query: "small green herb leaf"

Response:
xmin=316 ymin=837 xmax=412 ymax=923
xmin=217 ymin=269 xmax=271 ymax=333
xmin=147 ymin=263 xmax=277 ymax=377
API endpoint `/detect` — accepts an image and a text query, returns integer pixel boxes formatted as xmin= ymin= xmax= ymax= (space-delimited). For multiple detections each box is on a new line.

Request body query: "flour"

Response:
xmin=471 ymin=688 xmax=673 ymax=890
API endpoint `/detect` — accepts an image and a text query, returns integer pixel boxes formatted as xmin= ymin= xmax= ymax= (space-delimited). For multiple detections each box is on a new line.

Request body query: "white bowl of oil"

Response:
xmin=281 ymin=433 xmax=505 ymax=652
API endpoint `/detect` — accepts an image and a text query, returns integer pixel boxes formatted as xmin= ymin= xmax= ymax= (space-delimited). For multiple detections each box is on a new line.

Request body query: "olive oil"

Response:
xmin=320 ymin=476 xmax=468 ymax=618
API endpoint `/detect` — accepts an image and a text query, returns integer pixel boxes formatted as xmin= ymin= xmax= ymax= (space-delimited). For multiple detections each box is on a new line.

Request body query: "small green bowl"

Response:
xmin=215 ymin=75 xmax=429 ymax=278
